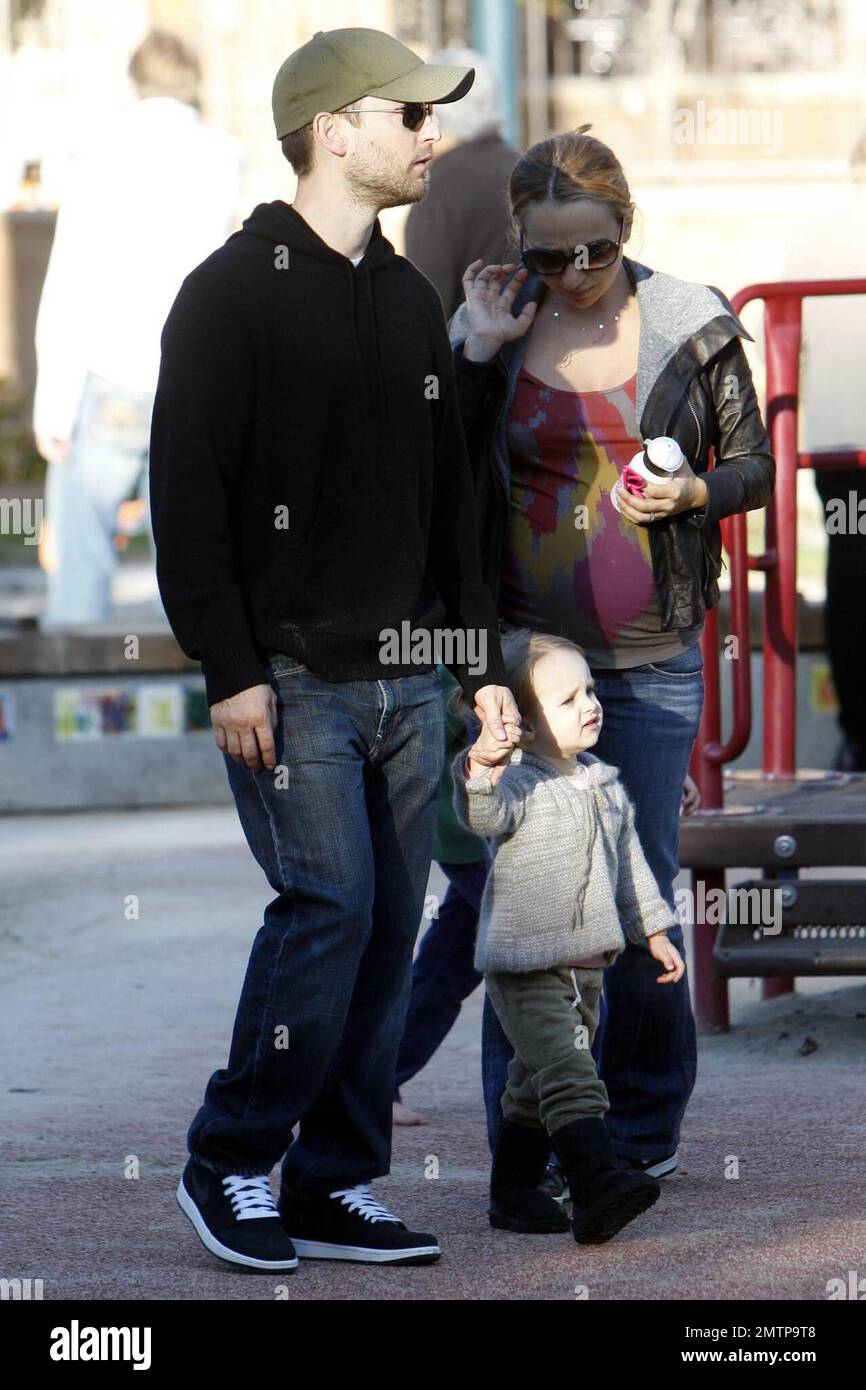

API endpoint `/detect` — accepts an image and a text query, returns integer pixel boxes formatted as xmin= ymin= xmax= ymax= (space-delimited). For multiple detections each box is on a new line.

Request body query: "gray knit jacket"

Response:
xmin=451 ymin=746 xmax=676 ymax=973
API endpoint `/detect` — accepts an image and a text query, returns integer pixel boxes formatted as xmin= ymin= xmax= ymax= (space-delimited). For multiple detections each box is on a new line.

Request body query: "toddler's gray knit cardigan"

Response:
xmin=451 ymin=746 xmax=676 ymax=973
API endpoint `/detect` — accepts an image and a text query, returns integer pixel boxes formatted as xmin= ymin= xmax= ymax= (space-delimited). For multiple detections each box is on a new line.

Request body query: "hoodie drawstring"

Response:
xmin=363 ymin=265 xmax=389 ymax=423
xmin=349 ymin=260 xmax=388 ymax=426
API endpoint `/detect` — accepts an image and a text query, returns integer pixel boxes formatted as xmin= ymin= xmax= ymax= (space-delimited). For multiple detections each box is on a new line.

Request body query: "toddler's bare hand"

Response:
xmin=648 ymin=932 xmax=685 ymax=983
xmin=467 ymin=720 xmax=520 ymax=781
xmin=471 ymin=720 xmax=520 ymax=761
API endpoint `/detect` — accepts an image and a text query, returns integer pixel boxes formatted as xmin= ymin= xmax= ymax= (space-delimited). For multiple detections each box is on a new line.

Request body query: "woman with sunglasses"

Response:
xmin=448 ymin=124 xmax=774 ymax=1192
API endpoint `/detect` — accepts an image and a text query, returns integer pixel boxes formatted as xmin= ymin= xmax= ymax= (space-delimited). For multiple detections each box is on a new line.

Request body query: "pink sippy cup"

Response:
xmin=611 ymin=437 xmax=686 ymax=515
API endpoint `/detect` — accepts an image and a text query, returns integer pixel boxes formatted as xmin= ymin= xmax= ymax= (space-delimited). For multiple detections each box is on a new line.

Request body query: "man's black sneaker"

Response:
xmin=177 ymin=1158 xmax=299 ymax=1271
xmin=278 ymin=1183 xmax=441 ymax=1264
xmin=617 ymin=1150 xmax=679 ymax=1179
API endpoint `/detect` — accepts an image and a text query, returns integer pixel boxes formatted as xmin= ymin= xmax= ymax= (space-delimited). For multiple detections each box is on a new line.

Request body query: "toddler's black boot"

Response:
xmin=489 ymin=1120 xmax=571 ymax=1233
xmin=550 ymin=1116 xmax=660 ymax=1244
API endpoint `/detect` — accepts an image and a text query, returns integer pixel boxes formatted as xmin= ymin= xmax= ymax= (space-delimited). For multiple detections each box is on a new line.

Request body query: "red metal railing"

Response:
xmin=689 ymin=278 xmax=866 ymax=1030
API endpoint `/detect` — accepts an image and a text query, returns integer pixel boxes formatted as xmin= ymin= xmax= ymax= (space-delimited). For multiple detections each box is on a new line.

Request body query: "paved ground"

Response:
xmin=2 ymin=805 xmax=865 ymax=1301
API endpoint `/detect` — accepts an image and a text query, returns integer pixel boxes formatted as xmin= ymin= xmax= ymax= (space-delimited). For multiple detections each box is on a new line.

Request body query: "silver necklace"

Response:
xmin=551 ymin=294 xmax=630 ymax=366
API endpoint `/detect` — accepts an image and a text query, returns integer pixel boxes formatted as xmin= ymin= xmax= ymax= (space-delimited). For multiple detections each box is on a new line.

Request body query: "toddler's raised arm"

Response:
xmin=451 ymin=746 xmax=526 ymax=839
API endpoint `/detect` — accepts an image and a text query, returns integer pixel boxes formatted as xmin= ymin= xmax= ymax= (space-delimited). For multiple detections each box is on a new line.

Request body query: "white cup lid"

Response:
xmin=645 ymin=437 xmax=684 ymax=472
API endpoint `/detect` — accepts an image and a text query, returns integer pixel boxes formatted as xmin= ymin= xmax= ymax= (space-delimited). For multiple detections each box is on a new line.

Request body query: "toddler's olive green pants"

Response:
xmin=485 ymin=965 xmax=609 ymax=1134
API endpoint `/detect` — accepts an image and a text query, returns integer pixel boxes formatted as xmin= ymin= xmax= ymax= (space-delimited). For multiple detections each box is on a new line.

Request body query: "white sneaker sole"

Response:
xmin=288 ymin=1237 xmax=441 ymax=1264
xmin=551 ymin=1152 xmax=678 ymax=1202
xmin=176 ymin=1178 xmax=299 ymax=1271
xmin=643 ymin=1152 xmax=678 ymax=1179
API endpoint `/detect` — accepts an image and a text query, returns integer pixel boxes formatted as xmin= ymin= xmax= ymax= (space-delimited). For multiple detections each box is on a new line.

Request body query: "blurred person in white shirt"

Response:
xmin=32 ymin=28 xmax=243 ymax=625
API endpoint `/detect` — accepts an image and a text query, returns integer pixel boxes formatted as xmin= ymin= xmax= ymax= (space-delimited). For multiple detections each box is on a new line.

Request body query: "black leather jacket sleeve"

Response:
xmin=686 ymin=335 xmax=775 ymax=529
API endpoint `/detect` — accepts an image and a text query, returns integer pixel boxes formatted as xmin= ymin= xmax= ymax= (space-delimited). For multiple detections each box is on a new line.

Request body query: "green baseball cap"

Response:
xmin=272 ymin=27 xmax=475 ymax=139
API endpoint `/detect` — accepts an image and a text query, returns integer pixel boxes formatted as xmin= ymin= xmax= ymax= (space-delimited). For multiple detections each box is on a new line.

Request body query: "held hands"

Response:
xmin=467 ymin=720 xmax=520 ymax=783
xmin=467 ymin=685 xmax=522 ymax=784
xmin=461 ymin=261 xmax=538 ymax=361
xmin=648 ymin=932 xmax=685 ymax=985
xmin=211 ymin=683 xmax=278 ymax=772
xmin=472 ymin=684 xmax=522 ymax=745
xmin=615 ymin=461 xmax=709 ymax=526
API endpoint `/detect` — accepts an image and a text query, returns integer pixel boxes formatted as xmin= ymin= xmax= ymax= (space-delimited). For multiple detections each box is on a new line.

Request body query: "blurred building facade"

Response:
xmin=3 ymin=1 xmax=865 ymax=212
xmin=1 ymin=0 xmax=865 ymax=474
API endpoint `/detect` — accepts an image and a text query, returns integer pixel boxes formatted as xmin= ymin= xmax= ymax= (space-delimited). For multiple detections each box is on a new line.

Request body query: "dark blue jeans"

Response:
xmin=393 ymin=858 xmax=489 ymax=1101
xmin=187 ymin=657 xmax=446 ymax=1193
xmin=483 ymin=642 xmax=703 ymax=1161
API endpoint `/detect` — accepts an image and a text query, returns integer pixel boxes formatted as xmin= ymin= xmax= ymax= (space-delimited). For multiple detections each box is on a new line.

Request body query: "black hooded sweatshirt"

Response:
xmin=148 ymin=200 xmax=506 ymax=707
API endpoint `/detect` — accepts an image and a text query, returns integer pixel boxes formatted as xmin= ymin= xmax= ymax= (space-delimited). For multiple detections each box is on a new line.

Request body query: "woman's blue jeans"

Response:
xmin=187 ymin=660 xmax=446 ymax=1192
xmin=482 ymin=642 xmax=704 ymax=1160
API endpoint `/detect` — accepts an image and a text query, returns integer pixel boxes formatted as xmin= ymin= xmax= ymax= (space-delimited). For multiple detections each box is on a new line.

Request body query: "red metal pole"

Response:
xmin=762 ymin=293 xmax=801 ymax=781
xmin=690 ymin=868 xmax=730 ymax=1031
xmin=760 ymin=294 xmax=803 ymax=999
xmin=691 ymin=604 xmax=730 ymax=1031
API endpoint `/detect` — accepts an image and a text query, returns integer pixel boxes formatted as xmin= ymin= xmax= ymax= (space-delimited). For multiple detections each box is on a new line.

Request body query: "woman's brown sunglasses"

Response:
xmin=519 ymin=217 xmax=625 ymax=276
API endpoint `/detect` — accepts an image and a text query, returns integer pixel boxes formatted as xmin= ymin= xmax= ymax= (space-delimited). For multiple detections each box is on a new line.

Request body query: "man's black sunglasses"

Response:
xmin=340 ymin=101 xmax=435 ymax=132
xmin=519 ymin=217 xmax=625 ymax=276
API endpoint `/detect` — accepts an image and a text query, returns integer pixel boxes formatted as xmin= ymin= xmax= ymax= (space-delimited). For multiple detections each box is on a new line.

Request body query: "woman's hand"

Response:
xmin=615 ymin=460 xmax=709 ymax=527
xmin=648 ymin=932 xmax=685 ymax=984
xmin=461 ymin=261 xmax=538 ymax=361
xmin=681 ymin=773 xmax=701 ymax=815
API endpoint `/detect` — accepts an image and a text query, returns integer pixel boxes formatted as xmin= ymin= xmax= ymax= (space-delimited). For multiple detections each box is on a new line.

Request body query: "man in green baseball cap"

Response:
xmin=157 ymin=27 xmax=518 ymax=1278
xmin=272 ymin=27 xmax=475 ymax=213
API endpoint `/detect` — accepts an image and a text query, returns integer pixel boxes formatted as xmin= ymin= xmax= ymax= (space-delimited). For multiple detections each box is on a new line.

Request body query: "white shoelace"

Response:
xmin=222 ymin=1174 xmax=279 ymax=1221
xmin=328 ymin=1184 xmax=401 ymax=1224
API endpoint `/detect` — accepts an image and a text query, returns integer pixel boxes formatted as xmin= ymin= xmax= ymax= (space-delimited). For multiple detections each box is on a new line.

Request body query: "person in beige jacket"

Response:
xmin=452 ymin=625 xmax=684 ymax=1245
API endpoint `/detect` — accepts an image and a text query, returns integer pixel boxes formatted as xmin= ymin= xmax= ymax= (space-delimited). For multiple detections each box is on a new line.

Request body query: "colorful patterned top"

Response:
xmin=500 ymin=366 xmax=701 ymax=667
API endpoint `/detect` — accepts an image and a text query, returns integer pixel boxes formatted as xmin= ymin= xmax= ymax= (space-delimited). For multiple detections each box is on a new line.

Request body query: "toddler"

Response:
xmin=451 ymin=626 xmax=685 ymax=1245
